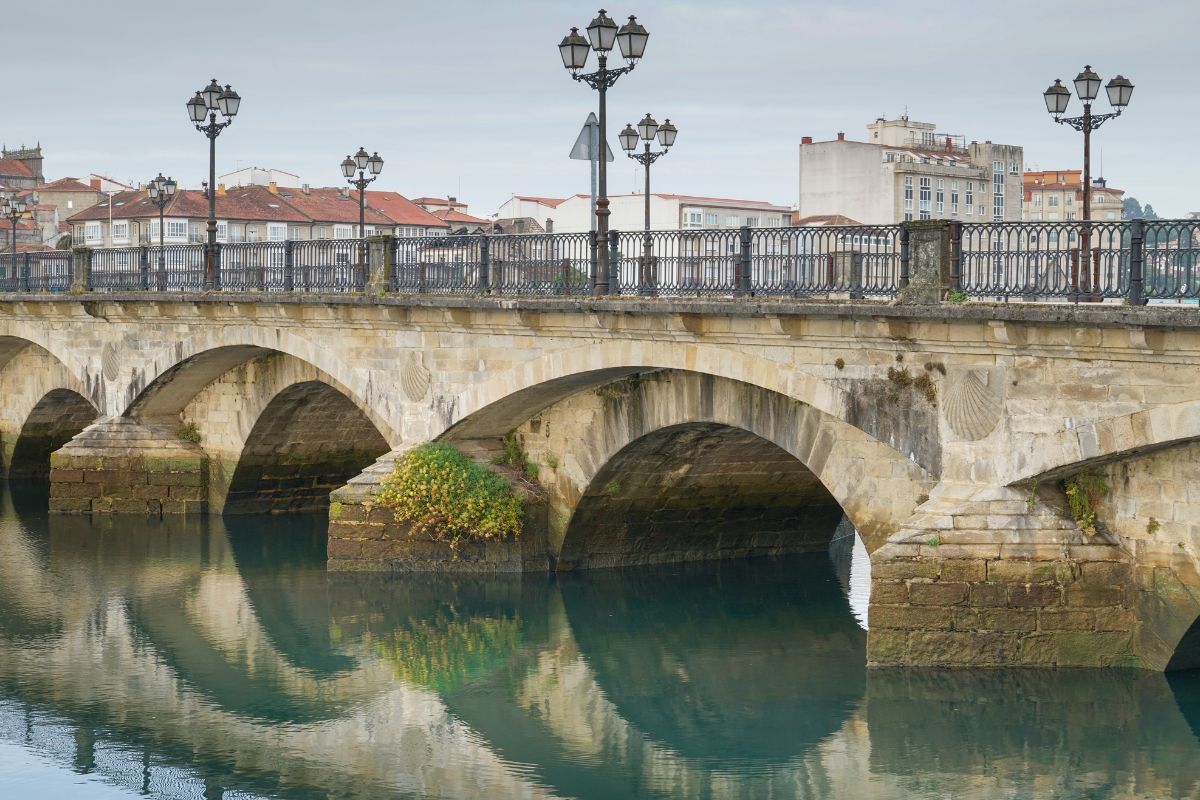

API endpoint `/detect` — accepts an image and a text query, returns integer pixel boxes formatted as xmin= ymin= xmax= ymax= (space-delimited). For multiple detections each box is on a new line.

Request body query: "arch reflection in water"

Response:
xmin=0 ymin=492 xmax=1196 ymax=799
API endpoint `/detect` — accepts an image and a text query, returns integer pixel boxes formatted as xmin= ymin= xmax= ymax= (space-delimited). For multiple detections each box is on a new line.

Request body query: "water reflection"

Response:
xmin=0 ymin=483 xmax=1197 ymax=799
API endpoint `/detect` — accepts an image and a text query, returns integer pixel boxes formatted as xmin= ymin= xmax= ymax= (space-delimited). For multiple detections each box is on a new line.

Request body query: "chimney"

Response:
xmin=545 ymin=218 xmax=554 ymax=233
xmin=448 ymin=196 xmax=457 ymax=203
xmin=945 ymin=136 xmax=952 ymax=151
xmin=217 ymin=183 xmax=226 ymax=196
xmin=515 ymin=220 xmax=525 ymax=234
xmin=268 ymin=181 xmax=278 ymax=194
xmin=302 ymin=183 xmax=310 ymax=195
xmin=90 ymin=178 xmax=101 ymax=190
xmin=836 ymin=132 xmax=845 ymax=141
xmin=801 ymin=136 xmax=813 ymax=145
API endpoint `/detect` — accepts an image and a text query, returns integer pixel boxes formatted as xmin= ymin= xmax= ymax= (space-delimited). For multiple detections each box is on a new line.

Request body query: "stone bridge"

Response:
xmin=1 ymin=291 xmax=1199 ymax=671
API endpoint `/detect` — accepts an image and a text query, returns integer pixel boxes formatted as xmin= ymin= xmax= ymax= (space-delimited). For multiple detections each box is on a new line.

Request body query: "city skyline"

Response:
xmin=3 ymin=0 xmax=1195 ymax=217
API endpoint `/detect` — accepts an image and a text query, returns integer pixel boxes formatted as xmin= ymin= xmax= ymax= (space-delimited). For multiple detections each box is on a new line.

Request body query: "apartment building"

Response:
xmin=67 ymin=183 xmax=447 ymax=247
xmin=545 ymin=193 xmax=791 ymax=234
xmin=1022 ymin=170 xmax=1125 ymax=221
xmin=412 ymin=197 xmax=491 ymax=233
xmin=797 ymin=116 xmax=1024 ymax=224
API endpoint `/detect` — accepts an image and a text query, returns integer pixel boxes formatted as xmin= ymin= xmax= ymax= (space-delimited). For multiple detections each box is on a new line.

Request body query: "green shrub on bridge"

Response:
xmin=376 ymin=443 xmax=523 ymax=548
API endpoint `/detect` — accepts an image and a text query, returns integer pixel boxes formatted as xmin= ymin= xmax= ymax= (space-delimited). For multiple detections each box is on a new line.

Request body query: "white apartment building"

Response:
xmin=797 ymin=116 xmax=1024 ymax=224
xmin=545 ymin=193 xmax=791 ymax=234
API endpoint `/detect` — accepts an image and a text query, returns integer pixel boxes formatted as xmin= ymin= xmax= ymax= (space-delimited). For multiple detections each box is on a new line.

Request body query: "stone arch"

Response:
xmin=0 ymin=331 xmax=98 ymax=409
xmin=0 ymin=340 xmax=98 ymax=478
xmin=118 ymin=326 xmax=400 ymax=436
xmin=1006 ymin=398 xmax=1200 ymax=485
xmin=222 ymin=381 xmax=391 ymax=514
xmin=446 ymin=371 xmax=933 ymax=565
xmin=169 ymin=351 xmax=396 ymax=514
xmin=442 ymin=339 xmax=845 ymax=444
xmin=9 ymin=389 xmax=100 ymax=480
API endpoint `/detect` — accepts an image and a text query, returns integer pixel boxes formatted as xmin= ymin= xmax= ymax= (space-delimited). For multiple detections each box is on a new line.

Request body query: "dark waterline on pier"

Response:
xmin=0 ymin=481 xmax=1197 ymax=799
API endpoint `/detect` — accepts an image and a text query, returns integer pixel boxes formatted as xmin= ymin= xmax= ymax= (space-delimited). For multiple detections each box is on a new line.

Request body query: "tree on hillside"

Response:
xmin=1122 ymin=197 xmax=1143 ymax=219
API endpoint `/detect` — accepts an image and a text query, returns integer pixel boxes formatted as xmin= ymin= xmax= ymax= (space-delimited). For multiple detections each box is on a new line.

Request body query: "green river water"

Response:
xmin=0 ymin=483 xmax=1197 ymax=799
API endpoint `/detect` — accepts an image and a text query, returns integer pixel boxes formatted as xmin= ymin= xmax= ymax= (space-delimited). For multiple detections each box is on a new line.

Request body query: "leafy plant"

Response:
xmin=604 ymin=480 xmax=622 ymax=497
xmin=1027 ymin=477 xmax=1040 ymax=511
xmin=494 ymin=432 xmax=537 ymax=477
xmin=544 ymin=453 xmax=559 ymax=470
xmin=834 ymin=358 xmax=845 ymax=370
xmin=945 ymin=289 xmax=967 ymax=303
xmin=926 ymin=536 xmax=941 ymax=547
xmin=912 ymin=372 xmax=937 ymax=405
xmin=377 ymin=443 xmax=523 ymax=549
xmin=1062 ymin=470 xmax=1108 ymax=536
xmin=176 ymin=421 xmax=201 ymax=444
xmin=1147 ymin=517 xmax=1160 ymax=536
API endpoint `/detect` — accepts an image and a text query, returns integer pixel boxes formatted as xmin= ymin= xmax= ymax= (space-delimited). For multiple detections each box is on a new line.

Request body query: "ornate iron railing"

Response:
xmin=0 ymin=251 xmax=73 ymax=292
xmin=12 ymin=221 xmax=1198 ymax=304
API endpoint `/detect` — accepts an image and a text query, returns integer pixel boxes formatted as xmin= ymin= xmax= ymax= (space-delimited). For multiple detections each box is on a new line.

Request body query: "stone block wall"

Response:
xmin=868 ymin=487 xmax=1144 ymax=668
xmin=48 ymin=419 xmax=208 ymax=516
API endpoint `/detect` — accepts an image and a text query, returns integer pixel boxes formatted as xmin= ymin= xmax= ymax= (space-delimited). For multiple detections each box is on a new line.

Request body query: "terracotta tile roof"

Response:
xmin=515 ymin=196 xmax=567 ymax=207
xmin=434 ymin=209 xmax=489 ymax=225
xmin=794 ymin=213 xmax=862 ymax=226
xmin=274 ymin=187 xmax=395 ymax=226
xmin=362 ymin=191 xmax=448 ymax=228
xmin=67 ymin=186 xmax=308 ymax=223
xmin=412 ymin=196 xmax=467 ymax=209
xmin=0 ymin=159 xmax=33 ymax=177
xmin=36 ymin=177 xmax=101 ymax=193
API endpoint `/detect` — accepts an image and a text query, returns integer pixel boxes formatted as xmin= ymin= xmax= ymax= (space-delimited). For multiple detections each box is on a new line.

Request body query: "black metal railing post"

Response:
xmin=19 ymin=253 xmax=29 ymax=292
xmin=138 ymin=245 xmax=149 ymax=291
xmin=737 ymin=225 xmax=752 ymax=296
xmin=211 ymin=242 xmax=222 ymax=291
xmin=850 ymin=252 xmax=864 ymax=299
xmin=1127 ymin=218 xmax=1145 ymax=306
xmin=948 ymin=220 xmax=963 ymax=292
xmin=899 ymin=226 xmax=911 ymax=289
xmin=608 ymin=229 xmax=620 ymax=295
xmin=478 ymin=235 xmax=490 ymax=293
xmin=283 ymin=240 xmax=295 ymax=291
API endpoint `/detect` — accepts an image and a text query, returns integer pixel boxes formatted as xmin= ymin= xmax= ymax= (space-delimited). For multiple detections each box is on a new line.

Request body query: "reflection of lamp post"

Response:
xmin=1043 ymin=66 xmax=1133 ymax=300
xmin=146 ymin=173 xmax=177 ymax=290
xmin=559 ymin=10 xmax=649 ymax=296
xmin=187 ymin=78 xmax=241 ymax=290
xmin=340 ymin=147 xmax=384 ymax=238
xmin=620 ymin=114 xmax=676 ymax=295
xmin=2 ymin=195 xmax=29 ymax=255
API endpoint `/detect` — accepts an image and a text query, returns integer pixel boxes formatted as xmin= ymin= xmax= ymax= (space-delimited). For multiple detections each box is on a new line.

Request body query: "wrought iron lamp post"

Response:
xmin=187 ymin=78 xmax=241 ymax=290
xmin=340 ymin=147 xmax=384 ymax=238
xmin=619 ymin=113 xmax=676 ymax=295
xmin=146 ymin=173 xmax=177 ymax=290
xmin=559 ymin=9 xmax=649 ymax=296
xmin=2 ymin=195 xmax=28 ymax=255
xmin=1043 ymin=66 xmax=1133 ymax=300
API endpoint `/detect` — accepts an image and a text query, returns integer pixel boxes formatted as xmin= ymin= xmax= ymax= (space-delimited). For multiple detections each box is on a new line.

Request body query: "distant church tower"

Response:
xmin=1 ymin=144 xmax=45 ymax=183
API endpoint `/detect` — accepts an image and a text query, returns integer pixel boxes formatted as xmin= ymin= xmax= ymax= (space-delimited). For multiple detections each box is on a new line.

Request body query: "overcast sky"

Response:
xmin=4 ymin=0 xmax=1195 ymax=217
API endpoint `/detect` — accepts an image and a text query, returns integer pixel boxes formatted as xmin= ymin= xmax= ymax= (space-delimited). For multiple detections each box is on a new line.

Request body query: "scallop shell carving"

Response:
xmin=943 ymin=367 xmax=1005 ymax=441
xmin=400 ymin=351 xmax=432 ymax=402
xmin=101 ymin=343 xmax=120 ymax=382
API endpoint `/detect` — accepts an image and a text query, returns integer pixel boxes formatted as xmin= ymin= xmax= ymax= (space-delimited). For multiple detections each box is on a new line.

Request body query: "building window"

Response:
xmin=703 ymin=212 xmax=718 ymax=225
xmin=684 ymin=212 xmax=702 ymax=229
xmin=1048 ymin=196 xmax=1059 ymax=207
xmin=965 ymin=183 xmax=973 ymax=209
xmin=267 ymin=223 xmax=287 ymax=241
xmin=936 ymin=179 xmax=945 ymax=214
xmin=992 ymin=160 xmax=1003 ymax=173
xmin=247 ymin=225 xmax=259 ymax=242
xmin=904 ymin=175 xmax=913 ymax=215
xmin=84 ymin=222 xmax=102 ymax=242
xmin=190 ymin=223 xmax=200 ymax=242
xmin=1107 ymin=212 xmax=1116 ymax=220
xmin=951 ymin=181 xmax=959 ymax=215
xmin=167 ymin=220 xmax=187 ymax=238
xmin=333 ymin=224 xmax=353 ymax=239
xmin=744 ymin=216 xmax=759 ymax=227
xmin=766 ymin=216 xmax=780 ymax=227
xmin=725 ymin=215 xmax=739 ymax=227
xmin=216 ymin=221 xmax=228 ymax=242
xmin=1009 ymin=161 xmax=1019 ymax=175
xmin=1033 ymin=195 xmax=1042 ymax=207
xmin=919 ymin=177 xmax=931 ymax=219
xmin=111 ymin=221 xmax=129 ymax=241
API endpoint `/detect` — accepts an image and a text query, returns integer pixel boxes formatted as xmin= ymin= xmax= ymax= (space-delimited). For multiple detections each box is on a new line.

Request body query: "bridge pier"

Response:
xmin=49 ymin=418 xmax=208 ymax=515
xmin=868 ymin=485 xmax=1146 ymax=669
